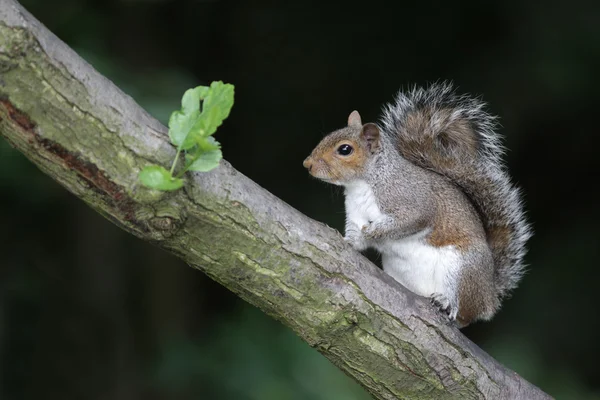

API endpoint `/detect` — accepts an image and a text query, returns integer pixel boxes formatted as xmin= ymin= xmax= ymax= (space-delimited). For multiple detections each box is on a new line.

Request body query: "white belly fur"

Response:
xmin=377 ymin=232 xmax=461 ymax=298
xmin=344 ymin=180 xmax=387 ymax=229
xmin=344 ymin=180 xmax=461 ymax=298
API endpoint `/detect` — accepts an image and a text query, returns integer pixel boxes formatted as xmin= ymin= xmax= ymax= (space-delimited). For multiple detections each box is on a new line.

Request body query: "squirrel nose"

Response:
xmin=303 ymin=157 xmax=313 ymax=172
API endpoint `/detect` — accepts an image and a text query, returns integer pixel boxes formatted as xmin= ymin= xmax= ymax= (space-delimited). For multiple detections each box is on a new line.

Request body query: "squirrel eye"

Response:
xmin=337 ymin=144 xmax=354 ymax=156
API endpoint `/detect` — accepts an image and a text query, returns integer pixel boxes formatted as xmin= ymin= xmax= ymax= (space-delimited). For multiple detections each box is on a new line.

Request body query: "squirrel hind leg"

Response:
xmin=456 ymin=251 xmax=501 ymax=326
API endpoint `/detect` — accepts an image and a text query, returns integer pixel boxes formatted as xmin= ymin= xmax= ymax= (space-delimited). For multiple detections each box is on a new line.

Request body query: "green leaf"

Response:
xmin=181 ymin=86 xmax=209 ymax=114
xmin=191 ymin=105 xmax=220 ymax=137
xmin=187 ymin=149 xmax=222 ymax=172
xmin=139 ymin=165 xmax=184 ymax=191
xmin=189 ymin=81 xmax=235 ymax=139
xmin=146 ymin=81 xmax=232 ymax=190
xmin=204 ymin=81 xmax=235 ymax=123
xmin=168 ymin=86 xmax=209 ymax=150
xmin=168 ymin=83 xmax=233 ymax=150
xmin=169 ymin=109 xmax=200 ymax=150
xmin=197 ymin=137 xmax=221 ymax=152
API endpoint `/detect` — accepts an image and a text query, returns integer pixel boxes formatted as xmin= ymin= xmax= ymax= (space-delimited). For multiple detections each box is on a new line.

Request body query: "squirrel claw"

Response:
xmin=344 ymin=230 xmax=367 ymax=252
xmin=429 ymin=293 xmax=458 ymax=321
xmin=360 ymin=220 xmax=380 ymax=240
xmin=361 ymin=221 xmax=371 ymax=232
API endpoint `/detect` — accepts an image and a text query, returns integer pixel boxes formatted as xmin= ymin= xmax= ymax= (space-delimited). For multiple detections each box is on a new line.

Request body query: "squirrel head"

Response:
xmin=303 ymin=111 xmax=381 ymax=185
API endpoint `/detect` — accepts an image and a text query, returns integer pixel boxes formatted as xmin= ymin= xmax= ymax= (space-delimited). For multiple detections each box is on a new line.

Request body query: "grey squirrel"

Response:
xmin=303 ymin=83 xmax=531 ymax=327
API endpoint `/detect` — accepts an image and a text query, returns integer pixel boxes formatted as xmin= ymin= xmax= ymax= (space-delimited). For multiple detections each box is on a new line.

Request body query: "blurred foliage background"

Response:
xmin=1 ymin=0 xmax=599 ymax=399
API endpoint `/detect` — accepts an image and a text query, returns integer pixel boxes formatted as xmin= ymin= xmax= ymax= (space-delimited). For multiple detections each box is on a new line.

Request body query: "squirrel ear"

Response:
xmin=347 ymin=110 xmax=362 ymax=128
xmin=360 ymin=123 xmax=380 ymax=152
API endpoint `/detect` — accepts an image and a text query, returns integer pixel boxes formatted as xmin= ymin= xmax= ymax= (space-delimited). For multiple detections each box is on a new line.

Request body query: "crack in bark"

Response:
xmin=0 ymin=96 xmax=148 ymax=232
xmin=0 ymin=96 xmax=35 ymax=130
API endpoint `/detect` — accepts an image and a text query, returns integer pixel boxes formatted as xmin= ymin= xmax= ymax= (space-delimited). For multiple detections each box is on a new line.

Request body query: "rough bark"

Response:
xmin=0 ymin=1 xmax=551 ymax=399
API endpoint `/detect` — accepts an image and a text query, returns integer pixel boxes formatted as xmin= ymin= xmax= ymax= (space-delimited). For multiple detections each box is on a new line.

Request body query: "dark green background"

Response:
xmin=1 ymin=0 xmax=599 ymax=399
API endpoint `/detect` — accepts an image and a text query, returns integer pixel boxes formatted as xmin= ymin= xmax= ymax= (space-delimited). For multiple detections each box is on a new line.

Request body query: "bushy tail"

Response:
xmin=380 ymin=82 xmax=532 ymax=299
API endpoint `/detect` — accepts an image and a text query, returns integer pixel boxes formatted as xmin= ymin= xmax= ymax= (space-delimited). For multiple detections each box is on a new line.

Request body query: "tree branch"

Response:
xmin=0 ymin=2 xmax=550 ymax=399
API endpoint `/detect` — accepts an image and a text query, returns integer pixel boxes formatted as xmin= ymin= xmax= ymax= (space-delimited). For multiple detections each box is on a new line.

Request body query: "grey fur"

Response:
xmin=304 ymin=83 xmax=530 ymax=324
xmin=380 ymin=82 xmax=532 ymax=299
xmin=362 ymin=133 xmax=499 ymax=323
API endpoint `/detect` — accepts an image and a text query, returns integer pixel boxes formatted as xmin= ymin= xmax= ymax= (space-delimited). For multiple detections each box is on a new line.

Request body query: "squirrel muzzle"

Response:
xmin=303 ymin=156 xmax=314 ymax=173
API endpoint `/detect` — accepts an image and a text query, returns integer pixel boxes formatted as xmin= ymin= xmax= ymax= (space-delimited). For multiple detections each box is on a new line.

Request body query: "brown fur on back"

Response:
xmin=427 ymin=192 xmax=474 ymax=251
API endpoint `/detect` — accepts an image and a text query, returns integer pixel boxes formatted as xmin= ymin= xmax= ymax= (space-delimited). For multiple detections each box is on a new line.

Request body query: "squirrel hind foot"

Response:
xmin=429 ymin=292 xmax=458 ymax=321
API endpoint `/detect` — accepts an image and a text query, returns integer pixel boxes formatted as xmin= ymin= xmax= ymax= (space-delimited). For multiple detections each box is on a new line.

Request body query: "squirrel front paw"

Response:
xmin=344 ymin=228 xmax=368 ymax=251
xmin=361 ymin=217 xmax=391 ymax=241
xmin=429 ymin=293 xmax=458 ymax=321
xmin=361 ymin=221 xmax=377 ymax=240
